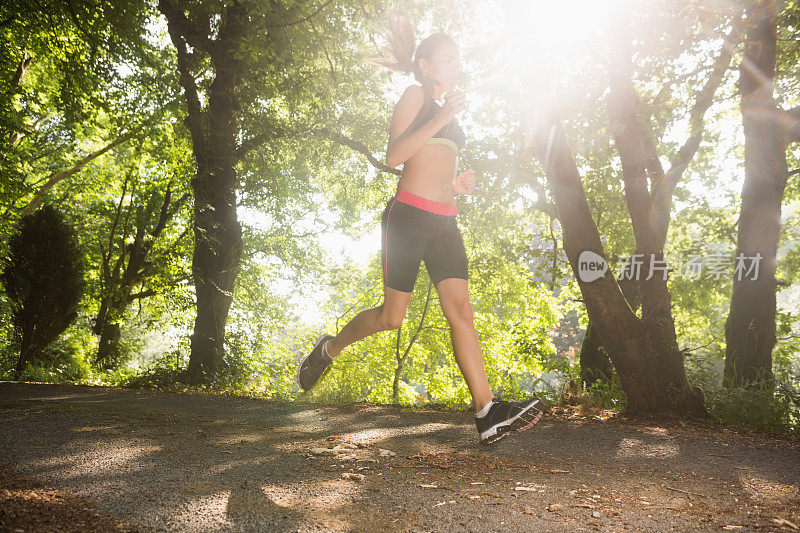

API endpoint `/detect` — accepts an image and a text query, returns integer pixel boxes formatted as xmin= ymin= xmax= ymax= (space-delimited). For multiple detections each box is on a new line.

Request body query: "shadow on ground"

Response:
xmin=1 ymin=382 xmax=798 ymax=532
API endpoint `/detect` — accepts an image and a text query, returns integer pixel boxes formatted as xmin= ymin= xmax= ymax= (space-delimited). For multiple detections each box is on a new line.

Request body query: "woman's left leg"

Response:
xmin=434 ymin=277 xmax=495 ymax=414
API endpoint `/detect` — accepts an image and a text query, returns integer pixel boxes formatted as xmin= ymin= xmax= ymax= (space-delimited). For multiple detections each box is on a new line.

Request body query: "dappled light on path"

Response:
xmin=615 ymin=437 xmax=680 ymax=458
xmin=1 ymin=383 xmax=798 ymax=531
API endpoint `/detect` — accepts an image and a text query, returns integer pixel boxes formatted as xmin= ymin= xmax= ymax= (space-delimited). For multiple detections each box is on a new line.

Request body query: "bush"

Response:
xmin=1 ymin=203 xmax=85 ymax=378
xmin=705 ymin=381 xmax=799 ymax=437
xmin=687 ymin=351 xmax=799 ymax=436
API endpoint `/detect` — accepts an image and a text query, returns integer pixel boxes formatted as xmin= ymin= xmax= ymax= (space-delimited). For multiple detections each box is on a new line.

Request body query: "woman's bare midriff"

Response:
xmin=396 ymin=144 xmax=457 ymax=205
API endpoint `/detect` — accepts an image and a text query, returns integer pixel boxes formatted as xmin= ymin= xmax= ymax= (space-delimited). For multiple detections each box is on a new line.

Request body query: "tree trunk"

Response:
xmin=96 ymin=320 xmax=122 ymax=368
xmin=93 ymin=177 xmax=187 ymax=369
xmin=580 ymin=276 xmax=639 ymax=387
xmin=14 ymin=335 xmax=30 ymax=380
xmin=14 ymin=326 xmax=45 ymax=380
xmin=187 ymin=158 xmax=243 ymax=382
xmin=580 ymin=324 xmax=612 ymax=387
xmin=531 ymin=112 xmax=706 ymax=416
xmin=93 ymin=295 xmax=125 ymax=369
xmin=159 ymin=1 xmax=248 ymax=383
xmin=724 ymin=0 xmax=788 ymax=387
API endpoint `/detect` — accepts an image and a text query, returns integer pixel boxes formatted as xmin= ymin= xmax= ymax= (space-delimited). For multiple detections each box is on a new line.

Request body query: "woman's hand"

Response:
xmin=453 ymin=169 xmax=475 ymax=195
xmin=436 ymin=89 xmax=466 ymax=125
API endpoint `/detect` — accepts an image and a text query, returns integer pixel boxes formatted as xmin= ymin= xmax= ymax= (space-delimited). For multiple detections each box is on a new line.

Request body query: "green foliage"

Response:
xmin=5 ymin=320 xmax=94 ymax=383
xmin=533 ymin=350 xmax=629 ymax=413
xmin=122 ymin=355 xmax=188 ymax=390
xmin=707 ymin=382 xmax=800 ymax=437
xmin=582 ymin=373 xmax=629 ymax=412
xmin=686 ymin=349 xmax=799 ymax=436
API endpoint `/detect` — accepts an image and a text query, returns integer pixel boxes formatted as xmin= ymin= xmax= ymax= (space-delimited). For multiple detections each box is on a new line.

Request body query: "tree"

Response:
xmin=1 ymin=203 xmax=85 ymax=379
xmin=157 ymin=0 xmax=250 ymax=382
xmin=157 ymin=0 xmax=397 ymax=382
xmin=517 ymin=0 xmax=746 ymax=416
xmin=724 ymin=0 xmax=800 ymax=387
xmin=93 ymin=170 xmax=191 ymax=369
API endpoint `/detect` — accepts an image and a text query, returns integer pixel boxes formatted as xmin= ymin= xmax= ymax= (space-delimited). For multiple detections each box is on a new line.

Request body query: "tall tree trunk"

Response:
xmin=531 ymin=110 xmax=706 ymax=415
xmin=159 ymin=1 xmax=248 ymax=383
xmin=724 ymin=0 xmax=789 ymax=387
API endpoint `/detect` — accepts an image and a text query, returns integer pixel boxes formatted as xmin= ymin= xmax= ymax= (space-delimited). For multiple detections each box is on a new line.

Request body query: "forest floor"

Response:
xmin=0 ymin=382 xmax=798 ymax=532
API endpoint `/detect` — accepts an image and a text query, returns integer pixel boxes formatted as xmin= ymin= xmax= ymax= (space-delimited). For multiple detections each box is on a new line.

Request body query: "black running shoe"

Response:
xmin=475 ymin=395 xmax=545 ymax=445
xmin=298 ymin=333 xmax=335 ymax=391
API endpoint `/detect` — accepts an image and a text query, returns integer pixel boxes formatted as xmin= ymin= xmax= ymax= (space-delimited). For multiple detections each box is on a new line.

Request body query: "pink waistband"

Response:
xmin=395 ymin=188 xmax=457 ymax=216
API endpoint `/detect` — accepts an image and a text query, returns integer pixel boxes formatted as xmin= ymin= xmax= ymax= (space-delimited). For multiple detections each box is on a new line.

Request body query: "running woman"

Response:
xmin=298 ymin=25 xmax=545 ymax=444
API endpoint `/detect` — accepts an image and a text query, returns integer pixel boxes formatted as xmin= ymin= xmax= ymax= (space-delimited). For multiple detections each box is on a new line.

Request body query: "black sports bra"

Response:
xmin=405 ymin=93 xmax=466 ymax=152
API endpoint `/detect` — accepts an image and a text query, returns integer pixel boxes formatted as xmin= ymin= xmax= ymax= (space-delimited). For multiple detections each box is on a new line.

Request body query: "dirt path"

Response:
xmin=0 ymin=382 xmax=798 ymax=532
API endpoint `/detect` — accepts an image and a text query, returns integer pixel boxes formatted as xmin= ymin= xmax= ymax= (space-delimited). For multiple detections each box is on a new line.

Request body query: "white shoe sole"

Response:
xmin=479 ymin=400 xmax=543 ymax=443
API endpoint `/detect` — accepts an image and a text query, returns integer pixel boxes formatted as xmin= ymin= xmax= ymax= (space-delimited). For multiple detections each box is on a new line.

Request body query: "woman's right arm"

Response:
xmin=385 ymin=86 xmax=464 ymax=169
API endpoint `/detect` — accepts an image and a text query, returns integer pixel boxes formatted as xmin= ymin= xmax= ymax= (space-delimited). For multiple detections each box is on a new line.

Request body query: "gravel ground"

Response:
xmin=0 ymin=382 xmax=798 ymax=532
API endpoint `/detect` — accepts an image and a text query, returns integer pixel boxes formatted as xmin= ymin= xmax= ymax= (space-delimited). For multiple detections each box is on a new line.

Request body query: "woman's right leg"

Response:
xmin=325 ymin=286 xmax=412 ymax=358
xmin=326 ymin=195 xmax=421 ymax=358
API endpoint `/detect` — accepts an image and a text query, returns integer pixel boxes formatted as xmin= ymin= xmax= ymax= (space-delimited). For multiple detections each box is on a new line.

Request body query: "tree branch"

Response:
xmin=649 ymin=18 xmax=743 ymax=247
xmin=163 ymin=22 xmax=204 ymax=147
xmin=266 ymin=0 xmax=335 ymax=28
xmin=238 ymin=124 xmax=399 ymax=175
xmin=157 ymin=0 xmax=214 ymax=53
xmin=127 ymin=274 xmax=192 ymax=301
xmin=607 ymin=12 xmax=660 ymax=254
xmin=12 ymin=116 xmax=153 ymax=223
xmin=778 ymin=105 xmax=800 ymax=145
xmin=314 ymin=127 xmax=400 ymax=175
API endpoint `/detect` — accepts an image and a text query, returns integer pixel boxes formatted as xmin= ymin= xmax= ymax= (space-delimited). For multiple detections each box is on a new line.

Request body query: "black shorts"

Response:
xmin=380 ymin=188 xmax=469 ymax=293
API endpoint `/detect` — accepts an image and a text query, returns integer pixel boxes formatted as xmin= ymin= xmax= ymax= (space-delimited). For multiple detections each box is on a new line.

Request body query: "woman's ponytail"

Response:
xmin=365 ymin=10 xmax=416 ymax=75
xmin=365 ymin=10 xmax=456 ymax=86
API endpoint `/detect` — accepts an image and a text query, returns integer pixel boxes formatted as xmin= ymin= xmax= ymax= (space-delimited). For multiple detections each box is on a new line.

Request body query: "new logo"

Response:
xmin=578 ymin=250 xmax=608 ymax=282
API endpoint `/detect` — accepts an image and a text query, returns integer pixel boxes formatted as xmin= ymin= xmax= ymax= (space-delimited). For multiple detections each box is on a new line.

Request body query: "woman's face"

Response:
xmin=419 ymin=42 xmax=460 ymax=92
